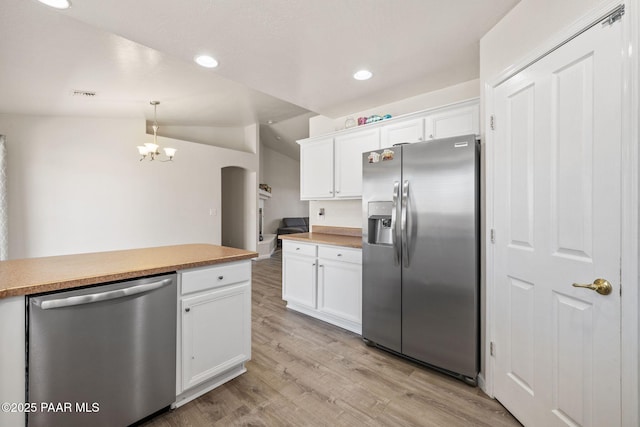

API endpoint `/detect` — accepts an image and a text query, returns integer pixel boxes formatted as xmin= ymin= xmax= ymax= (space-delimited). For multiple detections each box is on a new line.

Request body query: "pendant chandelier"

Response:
xmin=137 ymin=101 xmax=177 ymax=162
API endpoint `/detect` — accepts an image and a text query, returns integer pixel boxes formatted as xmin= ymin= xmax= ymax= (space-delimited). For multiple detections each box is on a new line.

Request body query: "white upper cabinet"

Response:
xmin=298 ymin=99 xmax=479 ymax=200
xmin=381 ymin=117 xmax=425 ymax=147
xmin=424 ymin=102 xmax=479 ymax=140
xmin=300 ymin=137 xmax=334 ymax=199
xmin=334 ymin=128 xmax=380 ymax=198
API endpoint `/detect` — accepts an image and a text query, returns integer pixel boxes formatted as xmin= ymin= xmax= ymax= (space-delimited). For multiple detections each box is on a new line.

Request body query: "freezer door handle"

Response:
xmin=391 ymin=181 xmax=400 ymax=265
xmin=401 ymin=180 xmax=410 ymax=267
xmin=36 ymin=278 xmax=173 ymax=310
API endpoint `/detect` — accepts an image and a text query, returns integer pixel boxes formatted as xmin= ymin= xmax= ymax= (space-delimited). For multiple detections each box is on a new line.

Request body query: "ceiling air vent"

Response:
xmin=72 ymin=90 xmax=96 ymax=97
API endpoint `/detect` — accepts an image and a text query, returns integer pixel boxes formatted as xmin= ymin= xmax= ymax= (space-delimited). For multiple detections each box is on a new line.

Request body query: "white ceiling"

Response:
xmin=0 ymin=0 xmax=519 ymax=157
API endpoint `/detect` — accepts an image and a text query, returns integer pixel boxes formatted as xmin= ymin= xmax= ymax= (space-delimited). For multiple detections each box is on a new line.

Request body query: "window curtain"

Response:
xmin=0 ymin=135 xmax=7 ymax=260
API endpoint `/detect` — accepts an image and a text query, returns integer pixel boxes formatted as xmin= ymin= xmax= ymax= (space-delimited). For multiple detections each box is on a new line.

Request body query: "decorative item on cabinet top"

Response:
xmin=358 ymin=114 xmax=392 ymax=126
xmin=259 ymin=184 xmax=271 ymax=193
xmin=346 ymin=115 xmax=391 ymax=130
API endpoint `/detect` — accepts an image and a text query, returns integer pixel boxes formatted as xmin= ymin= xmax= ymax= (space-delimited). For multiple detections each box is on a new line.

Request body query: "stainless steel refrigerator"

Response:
xmin=362 ymin=134 xmax=479 ymax=385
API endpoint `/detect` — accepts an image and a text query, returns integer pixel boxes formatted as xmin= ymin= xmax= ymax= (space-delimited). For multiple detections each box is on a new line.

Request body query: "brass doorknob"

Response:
xmin=572 ymin=278 xmax=612 ymax=295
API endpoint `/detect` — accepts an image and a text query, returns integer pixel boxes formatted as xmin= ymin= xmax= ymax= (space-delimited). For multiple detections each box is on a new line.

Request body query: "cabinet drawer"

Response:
xmin=282 ymin=240 xmax=317 ymax=257
xmin=318 ymin=246 xmax=362 ymax=264
xmin=181 ymin=261 xmax=250 ymax=295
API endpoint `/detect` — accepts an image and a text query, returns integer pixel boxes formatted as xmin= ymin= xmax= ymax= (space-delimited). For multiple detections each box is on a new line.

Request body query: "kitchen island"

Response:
xmin=0 ymin=244 xmax=257 ymax=427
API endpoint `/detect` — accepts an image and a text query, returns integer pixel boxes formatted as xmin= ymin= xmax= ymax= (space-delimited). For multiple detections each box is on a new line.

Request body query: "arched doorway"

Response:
xmin=221 ymin=166 xmax=256 ymax=251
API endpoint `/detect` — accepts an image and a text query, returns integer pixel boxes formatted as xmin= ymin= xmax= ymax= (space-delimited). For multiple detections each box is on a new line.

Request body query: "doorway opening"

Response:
xmin=221 ymin=166 xmax=256 ymax=251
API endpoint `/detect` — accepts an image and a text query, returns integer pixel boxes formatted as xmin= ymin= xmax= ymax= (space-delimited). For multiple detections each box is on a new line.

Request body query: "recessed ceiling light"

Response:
xmin=37 ymin=0 xmax=71 ymax=9
xmin=195 ymin=55 xmax=219 ymax=68
xmin=353 ymin=70 xmax=373 ymax=81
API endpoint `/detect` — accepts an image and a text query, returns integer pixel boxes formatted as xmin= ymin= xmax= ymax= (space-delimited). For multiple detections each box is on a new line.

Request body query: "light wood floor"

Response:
xmin=145 ymin=250 xmax=521 ymax=426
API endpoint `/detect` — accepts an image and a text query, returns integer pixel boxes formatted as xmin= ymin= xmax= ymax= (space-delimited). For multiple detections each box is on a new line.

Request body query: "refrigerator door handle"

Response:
xmin=391 ymin=181 xmax=400 ymax=265
xmin=401 ymin=179 xmax=410 ymax=267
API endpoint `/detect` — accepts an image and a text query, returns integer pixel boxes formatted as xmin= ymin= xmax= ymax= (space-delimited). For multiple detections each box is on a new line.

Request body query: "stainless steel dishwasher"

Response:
xmin=27 ymin=273 xmax=177 ymax=427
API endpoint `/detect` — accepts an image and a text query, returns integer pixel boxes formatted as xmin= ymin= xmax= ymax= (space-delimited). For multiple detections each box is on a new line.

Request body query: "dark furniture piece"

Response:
xmin=277 ymin=217 xmax=309 ymax=245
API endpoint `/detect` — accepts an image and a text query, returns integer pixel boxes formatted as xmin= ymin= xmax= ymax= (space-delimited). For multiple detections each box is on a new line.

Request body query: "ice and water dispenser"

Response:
xmin=367 ymin=201 xmax=393 ymax=245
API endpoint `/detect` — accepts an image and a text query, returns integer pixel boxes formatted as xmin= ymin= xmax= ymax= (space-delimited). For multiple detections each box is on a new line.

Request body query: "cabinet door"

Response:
xmin=300 ymin=137 xmax=334 ymax=200
xmin=282 ymin=253 xmax=317 ymax=309
xmin=334 ymin=128 xmax=380 ymax=198
xmin=381 ymin=117 xmax=425 ymax=147
xmin=181 ymin=282 xmax=251 ymax=390
xmin=317 ymin=259 xmax=362 ymax=323
xmin=424 ymin=103 xmax=479 ymax=140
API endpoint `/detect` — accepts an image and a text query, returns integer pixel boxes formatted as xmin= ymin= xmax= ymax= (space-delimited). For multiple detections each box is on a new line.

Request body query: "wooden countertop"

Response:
xmin=279 ymin=226 xmax=362 ymax=249
xmin=0 ymin=244 xmax=257 ymax=299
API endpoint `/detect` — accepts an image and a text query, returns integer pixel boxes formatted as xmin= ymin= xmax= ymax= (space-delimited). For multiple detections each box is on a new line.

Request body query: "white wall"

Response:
xmin=309 ymin=199 xmax=362 ymax=229
xmin=307 ymin=80 xmax=480 ymax=230
xmin=260 ymin=146 xmax=308 ymax=234
xmin=155 ymin=124 xmax=247 ymax=152
xmin=0 ymin=114 xmax=258 ymax=259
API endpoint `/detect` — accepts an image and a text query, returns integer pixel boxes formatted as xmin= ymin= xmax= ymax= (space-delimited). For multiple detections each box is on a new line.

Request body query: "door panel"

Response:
xmin=493 ymin=17 xmax=621 ymax=427
xmin=551 ymin=53 xmax=594 ymax=260
xmin=507 ymin=83 xmax=535 ymax=250
xmin=552 ymin=292 xmax=593 ymax=426
xmin=507 ymin=277 xmax=535 ymax=395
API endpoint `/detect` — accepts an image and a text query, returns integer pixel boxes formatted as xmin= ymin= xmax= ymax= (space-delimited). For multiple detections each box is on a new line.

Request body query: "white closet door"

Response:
xmin=492 ymin=15 xmax=622 ymax=427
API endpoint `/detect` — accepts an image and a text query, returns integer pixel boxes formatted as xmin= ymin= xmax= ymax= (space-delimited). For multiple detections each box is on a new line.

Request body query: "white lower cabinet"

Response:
xmin=317 ymin=260 xmax=361 ymax=324
xmin=282 ymin=243 xmax=317 ymax=309
xmin=175 ymin=261 xmax=251 ymax=407
xmin=282 ymin=240 xmax=362 ymax=334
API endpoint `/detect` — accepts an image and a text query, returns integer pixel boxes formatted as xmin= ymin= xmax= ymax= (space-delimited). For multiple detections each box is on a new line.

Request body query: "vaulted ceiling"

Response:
xmin=0 ymin=0 xmax=519 ymax=157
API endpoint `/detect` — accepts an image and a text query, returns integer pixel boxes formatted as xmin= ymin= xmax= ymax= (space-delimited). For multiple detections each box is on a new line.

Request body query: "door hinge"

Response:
xmin=490 ymin=341 xmax=496 ymax=357
xmin=620 ymin=264 xmax=622 ymax=296
xmin=490 ymin=229 xmax=495 ymax=244
xmin=602 ymin=5 xmax=624 ymax=26
xmin=490 ymin=115 xmax=495 ymax=130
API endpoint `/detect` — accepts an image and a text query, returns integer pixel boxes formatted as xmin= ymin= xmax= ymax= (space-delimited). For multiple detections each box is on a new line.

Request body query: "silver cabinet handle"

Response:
xmin=401 ymin=180 xmax=410 ymax=267
xmin=337 ymin=253 xmax=342 ymax=257
xmin=391 ymin=181 xmax=400 ymax=265
xmin=38 ymin=278 xmax=172 ymax=310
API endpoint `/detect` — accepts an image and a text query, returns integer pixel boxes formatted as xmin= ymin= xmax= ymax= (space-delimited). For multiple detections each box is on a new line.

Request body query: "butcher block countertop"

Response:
xmin=279 ymin=225 xmax=362 ymax=249
xmin=0 ymin=244 xmax=257 ymax=299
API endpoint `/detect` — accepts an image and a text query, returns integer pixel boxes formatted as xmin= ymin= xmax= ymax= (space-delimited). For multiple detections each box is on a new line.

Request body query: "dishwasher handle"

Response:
xmin=37 ymin=278 xmax=173 ymax=310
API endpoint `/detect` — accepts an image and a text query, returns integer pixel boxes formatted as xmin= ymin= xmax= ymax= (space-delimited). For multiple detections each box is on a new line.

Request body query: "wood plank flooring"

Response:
xmin=145 ymin=250 xmax=520 ymax=426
